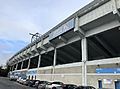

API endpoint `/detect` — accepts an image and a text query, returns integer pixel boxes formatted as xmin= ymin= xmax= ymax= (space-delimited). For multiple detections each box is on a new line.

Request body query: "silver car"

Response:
xmin=45 ymin=81 xmax=64 ymax=89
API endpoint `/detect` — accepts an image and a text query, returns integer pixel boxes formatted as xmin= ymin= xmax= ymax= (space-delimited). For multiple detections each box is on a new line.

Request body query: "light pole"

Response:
xmin=29 ymin=32 xmax=41 ymax=43
xmin=29 ymin=32 xmax=42 ymax=76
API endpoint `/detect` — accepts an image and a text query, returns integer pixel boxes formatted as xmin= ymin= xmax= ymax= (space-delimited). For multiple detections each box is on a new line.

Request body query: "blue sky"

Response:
xmin=0 ymin=0 xmax=93 ymax=65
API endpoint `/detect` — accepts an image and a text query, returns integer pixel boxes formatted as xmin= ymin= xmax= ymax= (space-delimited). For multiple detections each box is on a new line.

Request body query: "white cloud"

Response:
xmin=0 ymin=19 xmax=41 ymax=42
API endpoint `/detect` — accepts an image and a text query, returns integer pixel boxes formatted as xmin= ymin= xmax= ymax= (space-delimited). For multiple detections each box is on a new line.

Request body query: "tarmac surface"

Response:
xmin=0 ymin=77 xmax=34 ymax=89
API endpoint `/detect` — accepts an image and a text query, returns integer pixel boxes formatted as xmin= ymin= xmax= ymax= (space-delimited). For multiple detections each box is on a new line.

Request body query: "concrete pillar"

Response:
xmin=13 ymin=65 xmax=15 ymax=71
xmin=10 ymin=66 xmax=12 ymax=71
xmin=11 ymin=66 xmax=13 ymax=71
xmin=81 ymin=38 xmax=88 ymax=86
xmin=52 ymin=48 xmax=57 ymax=80
xmin=21 ymin=61 xmax=23 ymax=69
xmin=12 ymin=65 xmax=14 ymax=71
xmin=37 ymin=54 xmax=41 ymax=73
xmin=27 ymin=57 xmax=31 ymax=69
xmin=15 ymin=63 xmax=18 ymax=70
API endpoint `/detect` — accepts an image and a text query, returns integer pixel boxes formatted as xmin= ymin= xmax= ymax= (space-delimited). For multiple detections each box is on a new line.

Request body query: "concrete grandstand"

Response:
xmin=7 ymin=0 xmax=120 ymax=88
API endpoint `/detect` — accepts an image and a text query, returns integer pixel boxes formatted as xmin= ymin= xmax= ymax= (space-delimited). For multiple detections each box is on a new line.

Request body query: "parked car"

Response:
xmin=17 ymin=76 xmax=27 ymax=84
xmin=22 ymin=79 xmax=30 ymax=85
xmin=9 ymin=71 xmax=19 ymax=81
xmin=17 ymin=77 xmax=22 ymax=83
xmin=75 ymin=86 xmax=96 ymax=89
xmin=98 ymin=88 xmax=113 ymax=89
xmin=28 ymin=80 xmax=39 ymax=87
xmin=45 ymin=81 xmax=64 ymax=89
xmin=63 ymin=84 xmax=77 ymax=89
xmin=35 ymin=81 xmax=50 ymax=89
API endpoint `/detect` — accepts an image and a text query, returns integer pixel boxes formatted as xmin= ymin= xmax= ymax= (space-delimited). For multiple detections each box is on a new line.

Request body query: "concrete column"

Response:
xmin=52 ymin=48 xmax=57 ymax=80
xmin=37 ymin=54 xmax=41 ymax=73
xmin=21 ymin=61 xmax=23 ymax=70
xmin=27 ymin=57 xmax=31 ymax=69
xmin=12 ymin=65 xmax=14 ymax=71
xmin=81 ymin=38 xmax=88 ymax=86
xmin=11 ymin=66 xmax=13 ymax=71
xmin=15 ymin=63 xmax=18 ymax=70
xmin=13 ymin=65 xmax=15 ymax=71
xmin=10 ymin=66 xmax=11 ymax=71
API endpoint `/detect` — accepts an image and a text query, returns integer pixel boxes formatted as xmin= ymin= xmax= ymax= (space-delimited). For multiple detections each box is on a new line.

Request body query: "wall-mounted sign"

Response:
xmin=49 ymin=18 xmax=75 ymax=40
xmin=96 ymin=68 xmax=120 ymax=73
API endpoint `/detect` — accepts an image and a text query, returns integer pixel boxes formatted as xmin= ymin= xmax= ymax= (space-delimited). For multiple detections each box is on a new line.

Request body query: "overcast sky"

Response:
xmin=0 ymin=0 xmax=93 ymax=65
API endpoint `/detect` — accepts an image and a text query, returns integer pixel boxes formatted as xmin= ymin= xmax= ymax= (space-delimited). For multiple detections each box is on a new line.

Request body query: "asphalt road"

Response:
xmin=0 ymin=77 xmax=34 ymax=89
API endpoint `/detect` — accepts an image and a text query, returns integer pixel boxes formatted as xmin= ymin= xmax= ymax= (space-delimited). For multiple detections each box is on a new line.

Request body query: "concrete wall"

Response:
xmin=35 ymin=63 xmax=120 ymax=88
xmin=36 ymin=74 xmax=52 ymax=81
xmin=55 ymin=66 xmax=82 ymax=74
xmin=87 ymin=63 xmax=120 ymax=88
xmin=87 ymin=75 xmax=120 ymax=89
xmin=36 ymin=68 xmax=53 ymax=81
xmin=53 ymin=75 xmax=82 ymax=85
xmin=87 ymin=63 xmax=120 ymax=73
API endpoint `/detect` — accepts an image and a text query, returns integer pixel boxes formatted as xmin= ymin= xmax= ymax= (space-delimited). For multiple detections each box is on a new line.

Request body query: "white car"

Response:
xmin=9 ymin=71 xmax=19 ymax=81
xmin=17 ymin=76 xmax=27 ymax=84
xmin=45 ymin=81 xmax=64 ymax=89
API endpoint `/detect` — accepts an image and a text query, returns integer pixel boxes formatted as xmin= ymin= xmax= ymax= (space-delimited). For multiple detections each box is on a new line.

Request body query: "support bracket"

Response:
xmin=112 ymin=0 xmax=120 ymax=22
xmin=59 ymin=36 xmax=67 ymax=43
xmin=48 ymin=42 xmax=56 ymax=48
xmin=40 ymin=46 xmax=47 ymax=51
xmin=74 ymin=16 xmax=85 ymax=38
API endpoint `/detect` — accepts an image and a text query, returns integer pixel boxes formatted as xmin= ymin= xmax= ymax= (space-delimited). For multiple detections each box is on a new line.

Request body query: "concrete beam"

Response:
xmin=31 ymin=49 xmax=38 ymax=55
xmin=86 ymin=20 xmax=120 ymax=37
xmin=74 ymin=17 xmax=85 ymax=38
xmin=87 ymin=57 xmax=120 ymax=65
xmin=59 ymin=36 xmax=67 ymax=43
xmin=19 ymin=55 xmax=24 ymax=60
xmin=27 ymin=51 xmax=33 ymax=56
xmin=39 ymin=46 xmax=47 ymax=51
xmin=48 ymin=42 xmax=56 ymax=48
xmin=22 ymin=55 xmax=27 ymax=58
xmin=112 ymin=0 xmax=120 ymax=22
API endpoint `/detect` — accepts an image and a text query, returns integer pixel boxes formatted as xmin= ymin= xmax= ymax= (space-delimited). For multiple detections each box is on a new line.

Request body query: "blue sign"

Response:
xmin=96 ymin=68 xmax=120 ymax=73
xmin=27 ymin=70 xmax=37 ymax=74
xmin=49 ymin=18 xmax=75 ymax=40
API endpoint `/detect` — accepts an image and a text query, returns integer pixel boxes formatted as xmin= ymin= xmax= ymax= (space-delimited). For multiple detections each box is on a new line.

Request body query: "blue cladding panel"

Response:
xmin=49 ymin=18 xmax=75 ymax=40
xmin=96 ymin=68 xmax=120 ymax=73
xmin=27 ymin=70 xmax=37 ymax=74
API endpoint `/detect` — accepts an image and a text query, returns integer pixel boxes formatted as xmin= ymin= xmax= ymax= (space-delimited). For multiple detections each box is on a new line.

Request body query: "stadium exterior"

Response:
xmin=7 ymin=0 xmax=120 ymax=88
